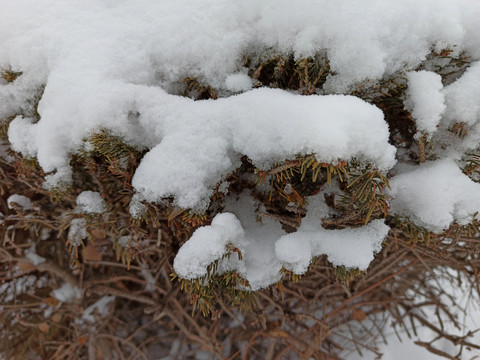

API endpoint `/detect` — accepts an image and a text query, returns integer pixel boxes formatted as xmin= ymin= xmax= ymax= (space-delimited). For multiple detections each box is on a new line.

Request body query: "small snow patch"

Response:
xmin=52 ymin=282 xmax=82 ymax=303
xmin=76 ymin=191 xmax=106 ymax=214
xmin=7 ymin=194 xmax=33 ymax=211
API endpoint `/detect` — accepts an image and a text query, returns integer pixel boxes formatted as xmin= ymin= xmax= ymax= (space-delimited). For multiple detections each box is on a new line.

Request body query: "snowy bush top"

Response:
xmin=1 ymin=0 xmax=479 ymax=199
xmin=2 ymin=0 xmax=480 ymax=288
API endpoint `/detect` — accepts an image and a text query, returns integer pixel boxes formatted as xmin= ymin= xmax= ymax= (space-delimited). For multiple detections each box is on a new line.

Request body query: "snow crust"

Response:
xmin=390 ymin=160 xmax=480 ymax=232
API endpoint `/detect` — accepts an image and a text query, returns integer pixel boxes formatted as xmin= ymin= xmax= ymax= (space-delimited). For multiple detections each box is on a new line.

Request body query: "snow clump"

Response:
xmin=404 ymin=71 xmax=445 ymax=135
xmin=390 ymin=160 xmax=480 ymax=232
xmin=174 ymin=192 xmax=390 ymax=289
xmin=7 ymin=194 xmax=33 ymax=211
xmin=76 ymin=191 xmax=107 ymax=214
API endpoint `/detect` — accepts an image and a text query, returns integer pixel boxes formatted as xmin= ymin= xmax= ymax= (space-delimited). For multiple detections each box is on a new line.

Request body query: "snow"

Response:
xmin=1 ymin=1 xmax=480 ymax=355
xmin=116 ymin=235 xmax=132 ymax=248
xmin=225 ymin=73 xmax=253 ymax=92
xmin=76 ymin=190 xmax=106 ymax=214
xmin=174 ymin=212 xmax=246 ymax=280
xmin=175 ymin=192 xmax=389 ymax=289
xmin=276 ymin=195 xmax=389 ymax=274
xmin=52 ymin=282 xmax=82 ymax=303
xmin=131 ymin=89 xmax=395 ymax=210
xmin=390 ymin=159 xmax=480 ymax=232
xmin=2 ymin=0 xmax=478 ymax=210
xmin=443 ymin=61 xmax=480 ymax=127
xmin=81 ymin=295 xmax=115 ymax=323
xmin=404 ymin=71 xmax=445 ymax=135
xmin=7 ymin=194 xmax=33 ymax=211
xmin=7 ymin=116 xmax=37 ymax=158
xmin=67 ymin=218 xmax=88 ymax=245
xmin=0 ymin=73 xmax=42 ymax=122
xmin=129 ymin=193 xmax=147 ymax=219
xmin=347 ymin=273 xmax=480 ymax=360
xmin=0 ymin=275 xmax=38 ymax=303
xmin=174 ymin=192 xmax=286 ymax=289
xmin=140 ymin=265 xmax=156 ymax=292
xmin=25 ymin=247 xmax=46 ymax=266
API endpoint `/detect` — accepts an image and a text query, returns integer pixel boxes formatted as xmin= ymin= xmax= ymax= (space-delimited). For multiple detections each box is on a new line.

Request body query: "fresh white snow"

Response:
xmin=276 ymin=195 xmax=389 ymax=274
xmin=390 ymin=159 xmax=480 ymax=232
xmin=1 ymin=0 xmax=479 ymax=286
xmin=175 ymin=192 xmax=389 ymax=289
xmin=1 ymin=0 xmax=479 ymax=211
xmin=81 ymin=295 xmax=115 ymax=323
xmin=131 ymin=89 xmax=395 ymax=210
xmin=2 ymin=0 xmax=480 ymax=356
xmin=443 ymin=61 xmax=480 ymax=127
xmin=404 ymin=70 xmax=445 ymax=135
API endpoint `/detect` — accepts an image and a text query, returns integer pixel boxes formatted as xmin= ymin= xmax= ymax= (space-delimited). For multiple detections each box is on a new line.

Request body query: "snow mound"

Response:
xmin=173 ymin=213 xmax=246 ymax=280
xmin=443 ymin=61 xmax=480 ymax=127
xmin=132 ymin=89 xmax=396 ymax=209
xmin=390 ymin=160 xmax=480 ymax=232
xmin=2 ymin=0 xmax=479 ymax=209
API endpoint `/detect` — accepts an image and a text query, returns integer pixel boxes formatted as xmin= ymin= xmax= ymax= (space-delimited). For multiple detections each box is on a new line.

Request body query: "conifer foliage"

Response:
xmin=2 ymin=1 xmax=480 ymax=359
